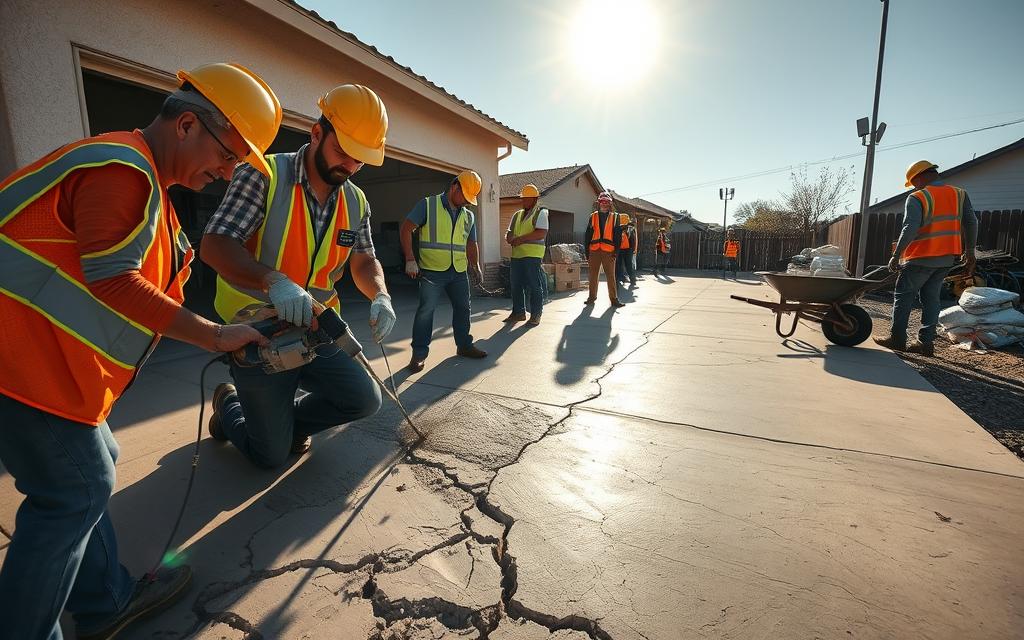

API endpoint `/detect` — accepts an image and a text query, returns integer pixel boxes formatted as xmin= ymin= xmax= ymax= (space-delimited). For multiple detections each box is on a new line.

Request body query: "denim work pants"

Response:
xmin=0 ymin=395 xmax=135 ymax=640
xmin=617 ymin=252 xmax=637 ymax=284
xmin=892 ymin=263 xmax=952 ymax=345
xmin=223 ymin=343 xmax=382 ymax=468
xmin=724 ymin=258 xmax=738 ymax=276
xmin=510 ymin=256 xmax=544 ymax=317
xmin=411 ymin=268 xmax=474 ymax=358
xmin=655 ymin=252 xmax=670 ymax=274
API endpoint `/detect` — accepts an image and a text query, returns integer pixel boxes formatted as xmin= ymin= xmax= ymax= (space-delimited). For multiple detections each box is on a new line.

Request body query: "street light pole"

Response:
xmin=719 ymin=187 xmax=734 ymax=231
xmin=854 ymin=0 xmax=890 ymax=276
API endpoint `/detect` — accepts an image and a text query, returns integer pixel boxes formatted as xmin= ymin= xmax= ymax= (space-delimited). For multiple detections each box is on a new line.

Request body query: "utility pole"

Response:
xmin=854 ymin=0 xmax=890 ymax=276
xmin=719 ymin=187 xmax=734 ymax=231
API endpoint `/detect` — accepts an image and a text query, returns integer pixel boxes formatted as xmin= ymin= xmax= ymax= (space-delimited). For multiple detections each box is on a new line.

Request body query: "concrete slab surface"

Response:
xmin=1 ymin=269 xmax=1021 ymax=639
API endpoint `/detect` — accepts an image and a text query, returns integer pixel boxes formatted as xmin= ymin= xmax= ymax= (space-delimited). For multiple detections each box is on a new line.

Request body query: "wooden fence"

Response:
xmin=827 ymin=209 xmax=1024 ymax=268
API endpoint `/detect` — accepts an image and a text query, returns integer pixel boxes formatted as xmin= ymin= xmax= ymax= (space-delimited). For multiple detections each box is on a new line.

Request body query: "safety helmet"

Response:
xmin=619 ymin=213 xmax=631 ymax=225
xmin=456 ymin=170 xmax=482 ymax=205
xmin=520 ymin=183 xmax=540 ymax=198
xmin=176 ymin=63 xmax=282 ymax=177
xmin=597 ymin=191 xmax=612 ymax=203
xmin=905 ymin=160 xmax=938 ymax=187
xmin=317 ymin=84 xmax=389 ymax=166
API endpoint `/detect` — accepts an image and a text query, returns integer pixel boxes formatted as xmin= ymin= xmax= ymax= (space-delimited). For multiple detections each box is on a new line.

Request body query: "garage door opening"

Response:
xmin=81 ymin=69 xmax=461 ymax=318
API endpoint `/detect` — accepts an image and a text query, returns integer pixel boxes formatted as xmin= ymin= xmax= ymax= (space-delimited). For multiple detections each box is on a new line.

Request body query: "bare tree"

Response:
xmin=733 ymin=198 xmax=801 ymax=232
xmin=780 ymin=165 xmax=855 ymax=234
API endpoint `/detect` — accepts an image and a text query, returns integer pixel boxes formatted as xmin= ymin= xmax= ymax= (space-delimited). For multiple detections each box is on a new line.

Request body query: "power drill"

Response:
xmin=232 ymin=305 xmax=362 ymax=373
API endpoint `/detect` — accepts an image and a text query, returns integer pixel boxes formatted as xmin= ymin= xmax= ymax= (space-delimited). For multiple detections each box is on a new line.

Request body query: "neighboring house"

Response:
xmin=869 ymin=137 xmax=1024 ymax=215
xmin=498 ymin=164 xmax=605 ymax=258
xmin=0 ymin=0 xmax=528 ymax=297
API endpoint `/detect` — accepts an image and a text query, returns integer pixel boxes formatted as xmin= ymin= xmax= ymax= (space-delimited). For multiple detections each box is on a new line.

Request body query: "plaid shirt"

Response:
xmin=205 ymin=144 xmax=375 ymax=254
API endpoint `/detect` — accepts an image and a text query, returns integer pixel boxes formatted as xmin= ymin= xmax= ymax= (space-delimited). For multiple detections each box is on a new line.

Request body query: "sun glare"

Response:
xmin=567 ymin=0 xmax=661 ymax=88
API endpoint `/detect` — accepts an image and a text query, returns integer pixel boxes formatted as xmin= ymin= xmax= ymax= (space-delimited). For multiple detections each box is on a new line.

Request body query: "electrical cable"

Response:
xmin=145 ymin=353 xmax=226 ymax=582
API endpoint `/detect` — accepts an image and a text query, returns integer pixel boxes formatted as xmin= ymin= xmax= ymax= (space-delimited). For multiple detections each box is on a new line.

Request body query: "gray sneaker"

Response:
xmin=77 ymin=566 xmax=193 ymax=640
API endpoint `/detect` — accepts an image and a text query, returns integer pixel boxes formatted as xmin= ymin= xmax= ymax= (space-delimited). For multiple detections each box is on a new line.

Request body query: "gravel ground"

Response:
xmin=860 ymin=294 xmax=1024 ymax=459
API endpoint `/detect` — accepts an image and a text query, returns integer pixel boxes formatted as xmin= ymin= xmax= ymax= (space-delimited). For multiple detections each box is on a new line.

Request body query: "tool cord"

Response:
xmin=146 ymin=354 xmax=225 ymax=581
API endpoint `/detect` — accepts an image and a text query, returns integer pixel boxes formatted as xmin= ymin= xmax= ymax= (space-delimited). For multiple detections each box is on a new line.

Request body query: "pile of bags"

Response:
xmin=786 ymin=245 xmax=849 ymax=277
xmin=549 ymin=243 xmax=585 ymax=264
xmin=939 ymin=287 xmax=1024 ymax=350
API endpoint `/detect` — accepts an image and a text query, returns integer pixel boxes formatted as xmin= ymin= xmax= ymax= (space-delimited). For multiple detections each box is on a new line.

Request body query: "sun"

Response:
xmin=567 ymin=0 xmax=661 ymax=88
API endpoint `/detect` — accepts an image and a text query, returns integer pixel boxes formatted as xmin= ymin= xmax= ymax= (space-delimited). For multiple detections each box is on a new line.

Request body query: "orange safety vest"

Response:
xmin=214 ymin=152 xmax=366 ymax=322
xmin=589 ymin=211 xmax=616 ymax=252
xmin=619 ymin=228 xmax=630 ymax=250
xmin=656 ymin=233 xmax=668 ymax=254
xmin=0 ymin=131 xmax=192 ymax=425
xmin=724 ymin=240 xmax=740 ymax=258
xmin=903 ymin=184 xmax=964 ymax=261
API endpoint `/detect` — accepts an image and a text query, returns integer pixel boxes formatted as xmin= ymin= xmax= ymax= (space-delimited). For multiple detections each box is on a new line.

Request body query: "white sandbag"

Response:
xmin=975 ymin=307 xmax=1024 ymax=327
xmin=810 ymin=244 xmax=843 ymax=257
xmin=964 ymin=300 xmax=1015 ymax=316
xmin=945 ymin=326 xmax=976 ymax=337
xmin=938 ymin=305 xmax=979 ymax=329
xmin=959 ymin=286 xmax=1019 ymax=312
xmin=977 ymin=331 xmax=1021 ymax=348
xmin=549 ymin=243 xmax=584 ymax=264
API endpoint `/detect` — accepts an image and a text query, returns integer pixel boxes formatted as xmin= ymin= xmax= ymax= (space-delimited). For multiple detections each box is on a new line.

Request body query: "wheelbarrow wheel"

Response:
xmin=822 ymin=304 xmax=872 ymax=347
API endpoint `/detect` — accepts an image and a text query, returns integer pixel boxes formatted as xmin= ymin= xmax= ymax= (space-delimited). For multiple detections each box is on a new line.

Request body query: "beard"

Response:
xmin=314 ymin=142 xmax=352 ymax=186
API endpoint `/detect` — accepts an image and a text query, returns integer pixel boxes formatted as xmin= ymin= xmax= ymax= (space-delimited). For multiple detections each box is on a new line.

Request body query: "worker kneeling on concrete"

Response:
xmin=0 ymin=63 xmax=279 ymax=640
xmin=202 ymin=84 xmax=396 ymax=468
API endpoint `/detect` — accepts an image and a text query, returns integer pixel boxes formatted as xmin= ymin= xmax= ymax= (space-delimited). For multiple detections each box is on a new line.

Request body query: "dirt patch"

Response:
xmin=860 ymin=295 xmax=1024 ymax=459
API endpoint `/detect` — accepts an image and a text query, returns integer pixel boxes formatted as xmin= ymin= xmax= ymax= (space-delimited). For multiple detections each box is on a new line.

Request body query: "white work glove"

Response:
xmin=405 ymin=260 xmax=420 ymax=279
xmin=368 ymin=292 xmax=396 ymax=343
xmin=266 ymin=273 xmax=314 ymax=327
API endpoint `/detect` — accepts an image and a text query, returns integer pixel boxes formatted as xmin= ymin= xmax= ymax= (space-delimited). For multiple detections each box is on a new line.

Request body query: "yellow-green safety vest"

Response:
xmin=417 ymin=194 xmax=473 ymax=272
xmin=510 ymin=207 xmax=547 ymax=259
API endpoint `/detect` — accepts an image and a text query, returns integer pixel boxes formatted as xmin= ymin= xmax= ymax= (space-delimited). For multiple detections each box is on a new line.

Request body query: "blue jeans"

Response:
xmin=617 ymin=252 xmax=637 ymax=284
xmin=223 ymin=343 xmax=382 ymax=468
xmin=0 ymin=395 xmax=135 ymax=640
xmin=412 ymin=268 xmax=474 ymax=358
xmin=510 ymin=257 xmax=544 ymax=316
xmin=892 ymin=263 xmax=952 ymax=345
xmin=724 ymin=258 xmax=738 ymax=276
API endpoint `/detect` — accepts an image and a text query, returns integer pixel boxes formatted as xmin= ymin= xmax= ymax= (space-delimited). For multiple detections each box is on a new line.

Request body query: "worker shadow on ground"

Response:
xmin=555 ymin=306 xmax=619 ymax=385
xmin=653 ymin=273 xmax=675 ymax=283
xmin=401 ymin=320 xmax=533 ymax=392
xmin=776 ymin=340 xmax=940 ymax=392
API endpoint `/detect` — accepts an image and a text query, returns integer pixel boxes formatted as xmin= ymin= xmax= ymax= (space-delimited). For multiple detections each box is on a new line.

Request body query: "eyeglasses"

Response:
xmin=196 ymin=116 xmax=241 ymax=165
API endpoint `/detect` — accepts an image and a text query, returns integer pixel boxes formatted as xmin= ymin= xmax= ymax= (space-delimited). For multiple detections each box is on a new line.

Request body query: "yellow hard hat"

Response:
xmin=176 ymin=63 xmax=282 ymax=177
xmin=905 ymin=160 xmax=938 ymax=187
xmin=317 ymin=85 xmax=388 ymax=167
xmin=456 ymin=170 xmax=482 ymax=205
xmin=619 ymin=213 xmax=631 ymax=225
xmin=520 ymin=184 xmax=540 ymax=198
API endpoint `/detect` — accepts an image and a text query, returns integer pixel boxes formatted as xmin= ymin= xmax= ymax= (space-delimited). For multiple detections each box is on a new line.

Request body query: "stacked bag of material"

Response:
xmin=549 ymin=243 xmax=585 ymax=264
xmin=939 ymin=286 xmax=1024 ymax=350
xmin=786 ymin=245 xmax=848 ymax=277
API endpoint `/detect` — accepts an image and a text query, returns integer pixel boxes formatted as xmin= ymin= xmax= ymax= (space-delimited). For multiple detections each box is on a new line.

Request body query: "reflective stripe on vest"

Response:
xmin=725 ymin=241 xmax=740 ymax=258
xmin=417 ymin=194 xmax=472 ymax=272
xmin=511 ymin=207 xmax=546 ymax=259
xmin=903 ymin=185 xmax=964 ymax=261
xmin=0 ymin=132 xmax=189 ymax=425
xmin=589 ymin=212 xmax=615 ymax=252
xmin=215 ymin=153 xmax=366 ymax=322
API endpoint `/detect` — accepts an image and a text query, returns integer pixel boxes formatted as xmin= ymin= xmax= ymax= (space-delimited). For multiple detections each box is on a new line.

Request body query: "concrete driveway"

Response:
xmin=2 ymin=270 xmax=1022 ymax=639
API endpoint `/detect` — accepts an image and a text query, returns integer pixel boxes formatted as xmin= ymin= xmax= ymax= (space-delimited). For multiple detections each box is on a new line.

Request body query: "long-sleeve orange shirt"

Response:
xmin=57 ymin=163 xmax=183 ymax=333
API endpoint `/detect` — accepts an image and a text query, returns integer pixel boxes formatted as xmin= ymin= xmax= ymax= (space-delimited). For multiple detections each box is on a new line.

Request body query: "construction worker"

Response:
xmin=655 ymin=225 xmax=672 ymax=275
xmin=401 ymin=170 xmax=488 ymax=372
xmin=584 ymin=191 xmax=626 ymax=307
xmin=723 ymin=229 xmax=740 ymax=278
xmin=616 ymin=214 xmax=638 ymax=287
xmin=0 ymin=63 xmax=279 ymax=640
xmin=202 ymin=84 xmax=395 ymax=468
xmin=874 ymin=160 xmax=978 ymax=356
xmin=504 ymin=183 xmax=548 ymax=325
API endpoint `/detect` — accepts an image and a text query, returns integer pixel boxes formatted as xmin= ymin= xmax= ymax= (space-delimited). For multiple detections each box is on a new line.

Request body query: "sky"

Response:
xmin=301 ymin=0 xmax=1024 ymax=225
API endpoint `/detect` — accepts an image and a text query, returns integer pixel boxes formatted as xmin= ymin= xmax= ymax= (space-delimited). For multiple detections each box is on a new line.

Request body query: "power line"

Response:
xmin=637 ymin=116 xmax=1024 ymax=198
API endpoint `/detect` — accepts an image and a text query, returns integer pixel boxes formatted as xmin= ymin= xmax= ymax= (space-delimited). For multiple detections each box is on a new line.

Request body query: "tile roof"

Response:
xmin=283 ymin=0 xmax=528 ymax=144
xmin=499 ymin=165 xmax=599 ymax=198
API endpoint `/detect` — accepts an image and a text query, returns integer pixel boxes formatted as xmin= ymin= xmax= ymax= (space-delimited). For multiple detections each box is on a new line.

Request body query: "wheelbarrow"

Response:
xmin=730 ymin=266 xmax=895 ymax=346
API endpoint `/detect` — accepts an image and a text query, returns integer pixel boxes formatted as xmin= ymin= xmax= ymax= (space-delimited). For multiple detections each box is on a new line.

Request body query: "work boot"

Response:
xmin=906 ymin=341 xmax=935 ymax=357
xmin=77 ymin=566 xmax=192 ymax=640
xmin=611 ymin=300 xmax=626 ymax=308
xmin=583 ymin=298 xmax=595 ymax=305
xmin=872 ymin=335 xmax=907 ymax=352
xmin=407 ymin=357 xmax=425 ymax=373
xmin=527 ymin=314 xmax=541 ymax=326
xmin=503 ymin=313 xmax=527 ymax=323
xmin=207 ymin=383 xmax=236 ymax=442
xmin=291 ymin=433 xmax=312 ymax=455
xmin=457 ymin=345 xmax=488 ymax=358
